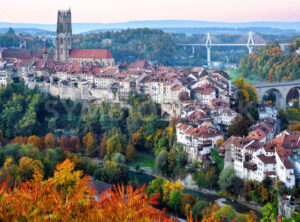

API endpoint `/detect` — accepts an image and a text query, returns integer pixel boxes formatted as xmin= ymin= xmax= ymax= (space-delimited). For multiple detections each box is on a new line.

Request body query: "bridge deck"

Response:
xmin=254 ymin=81 xmax=300 ymax=88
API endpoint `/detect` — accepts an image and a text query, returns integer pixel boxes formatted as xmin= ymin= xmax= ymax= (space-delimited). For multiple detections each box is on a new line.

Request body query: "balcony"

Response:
xmin=202 ymin=140 xmax=212 ymax=147
xmin=244 ymin=162 xmax=257 ymax=171
xmin=197 ymin=145 xmax=203 ymax=151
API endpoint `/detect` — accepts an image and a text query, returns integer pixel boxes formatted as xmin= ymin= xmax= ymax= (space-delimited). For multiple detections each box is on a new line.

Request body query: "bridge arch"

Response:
xmin=260 ymin=88 xmax=284 ymax=110
xmin=255 ymin=81 xmax=300 ymax=111
xmin=286 ymin=87 xmax=300 ymax=108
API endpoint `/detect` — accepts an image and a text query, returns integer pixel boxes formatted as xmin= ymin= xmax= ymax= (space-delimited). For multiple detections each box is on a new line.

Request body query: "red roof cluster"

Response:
xmin=69 ymin=49 xmax=113 ymax=59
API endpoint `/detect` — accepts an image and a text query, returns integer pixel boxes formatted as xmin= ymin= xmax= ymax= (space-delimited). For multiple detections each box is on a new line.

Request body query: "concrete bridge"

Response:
xmin=177 ymin=32 xmax=291 ymax=66
xmin=254 ymin=81 xmax=300 ymax=110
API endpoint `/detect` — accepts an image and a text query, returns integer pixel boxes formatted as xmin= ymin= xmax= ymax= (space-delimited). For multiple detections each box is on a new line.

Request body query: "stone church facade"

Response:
xmin=55 ymin=9 xmax=114 ymax=66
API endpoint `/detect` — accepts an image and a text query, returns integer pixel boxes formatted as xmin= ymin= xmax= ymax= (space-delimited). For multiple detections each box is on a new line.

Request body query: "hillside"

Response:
xmin=72 ymin=28 xmax=176 ymax=65
xmin=239 ymin=38 xmax=300 ymax=82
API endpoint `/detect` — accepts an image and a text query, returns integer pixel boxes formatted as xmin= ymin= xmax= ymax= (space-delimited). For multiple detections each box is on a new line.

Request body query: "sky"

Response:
xmin=0 ymin=0 xmax=299 ymax=24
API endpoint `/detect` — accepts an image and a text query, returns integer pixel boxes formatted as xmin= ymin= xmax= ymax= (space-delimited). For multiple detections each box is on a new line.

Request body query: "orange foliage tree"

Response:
xmin=59 ymin=136 xmax=80 ymax=153
xmin=44 ymin=133 xmax=56 ymax=148
xmin=0 ymin=159 xmax=179 ymax=221
xmin=27 ymin=135 xmax=44 ymax=150
xmin=11 ymin=136 xmax=28 ymax=145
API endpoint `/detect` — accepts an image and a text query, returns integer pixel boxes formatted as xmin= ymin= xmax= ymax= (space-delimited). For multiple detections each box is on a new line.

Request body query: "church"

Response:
xmin=55 ymin=9 xmax=114 ymax=66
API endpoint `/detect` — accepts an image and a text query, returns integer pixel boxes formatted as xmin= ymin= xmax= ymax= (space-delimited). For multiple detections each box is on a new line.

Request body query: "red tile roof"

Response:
xmin=176 ymin=123 xmax=191 ymax=130
xmin=69 ymin=49 xmax=113 ymax=59
xmin=128 ymin=60 xmax=151 ymax=69
xmin=257 ymin=155 xmax=276 ymax=164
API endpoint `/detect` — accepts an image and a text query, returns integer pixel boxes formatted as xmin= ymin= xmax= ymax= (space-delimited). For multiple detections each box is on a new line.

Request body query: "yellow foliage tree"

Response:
xmin=163 ymin=180 xmax=184 ymax=204
xmin=49 ymin=159 xmax=83 ymax=195
xmin=17 ymin=157 xmax=44 ymax=181
xmin=125 ymin=144 xmax=135 ymax=162
xmin=216 ymin=138 xmax=224 ymax=148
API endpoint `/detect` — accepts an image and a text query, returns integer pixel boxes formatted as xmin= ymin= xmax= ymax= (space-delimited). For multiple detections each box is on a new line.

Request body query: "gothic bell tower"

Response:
xmin=55 ymin=9 xmax=72 ymax=62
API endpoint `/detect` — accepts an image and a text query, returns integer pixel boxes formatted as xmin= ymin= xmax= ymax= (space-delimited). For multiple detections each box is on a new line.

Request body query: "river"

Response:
xmin=129 ymin=170 xmax=262 ymax=217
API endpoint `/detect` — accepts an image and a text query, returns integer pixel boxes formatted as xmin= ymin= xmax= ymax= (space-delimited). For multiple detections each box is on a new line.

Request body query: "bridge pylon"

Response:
xmin=247 ymin=31 xmax=254 ymax=54
xmin=206 ymin=33 xmax=213 ymax=66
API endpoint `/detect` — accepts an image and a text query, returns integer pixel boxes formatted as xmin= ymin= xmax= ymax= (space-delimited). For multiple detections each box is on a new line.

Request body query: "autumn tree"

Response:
xmin=181 ymin=194 xmax=196 ymax=217
xmin=125 ymin=144 xmax=135 ymax=162
xmin=0 ymin=157 xmax=18 ymax=186
xmin=70 ymin=136 xmax=81 ymax=153
xmin=11 ymin=136 xmax=27 ymax=145
xmin=163 ymin=180 xmax=184 ymax=205
xmin=44 ymin=133 xmax=56 ymax=148
xmin=0 ymin=159 xmax=101 ymax=221
xmin=27 ymin=135 xmax=44 ymax=150
xmin=59 ymin=136 xmax=70 ymax=151
xmin=131 ymin=128 xmax=145 ymax=150
xmin=83 ymin=132 xmax=97 ymax=157
xmin=216 ymin=138 xmax=224 ymax=148
xmin=50 ymin=159 xmax=83 ymax=195
xmin=246 ymin=210 xmax=258 ymax=222
xmin=17 ymin=157 xmax=44 ymax=181
xmin=99 ymin=135 xmax=108 ymax=158
xmin=100 ymin=184 xmax=169 ymax=221
xmin=0 ymin=159 xmax=189 ymax=222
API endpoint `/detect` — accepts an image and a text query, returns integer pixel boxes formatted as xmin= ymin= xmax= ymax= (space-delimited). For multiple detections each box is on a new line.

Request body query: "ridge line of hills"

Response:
xmin=0 ymin=20 xmax=300 ymax=34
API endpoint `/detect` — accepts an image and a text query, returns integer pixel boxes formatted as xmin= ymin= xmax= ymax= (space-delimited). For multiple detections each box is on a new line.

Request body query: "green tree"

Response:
xmin=111 ymin=152 xmax=126 ymax=164
xmin=100 ymin=160 xmax=128 ymax=184
xmin=106 ymin=133 xmax=127 ymax=158
xmin=168 ymin=190 xmax=182 ymax=214
xmin=155 ymin=150 xmax=168 ymax=176
xmin=147 ymin=176 xmax=165 ymax=205
xmin=192 ymin=201 xmax=208 ymax=220
xmin=218 ymin=166 xmax=236 ymax=192
xmin=227 ymin=115 xmax=249 ymax=137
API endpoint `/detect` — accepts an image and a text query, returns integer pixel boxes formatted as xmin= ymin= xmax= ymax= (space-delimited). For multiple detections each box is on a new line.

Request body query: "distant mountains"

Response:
xmin=0 ymin=20 xmax=300 ymax=34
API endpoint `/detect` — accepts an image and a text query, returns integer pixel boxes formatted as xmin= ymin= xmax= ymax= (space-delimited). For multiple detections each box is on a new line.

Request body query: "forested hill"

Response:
xmin=72 ymin=28 xmax=176 ymax=65
xmin=238 ymin=38 xmax=300 ymax=82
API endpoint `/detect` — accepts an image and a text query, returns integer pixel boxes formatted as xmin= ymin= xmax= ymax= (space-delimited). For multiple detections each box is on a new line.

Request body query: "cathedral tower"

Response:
xmin=55 ymin=9 xmax=72 ymax=62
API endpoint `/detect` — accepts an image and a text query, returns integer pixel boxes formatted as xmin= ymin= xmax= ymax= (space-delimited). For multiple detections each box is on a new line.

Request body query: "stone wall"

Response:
xmin=28 ymin=81 xmax=117 ymax=103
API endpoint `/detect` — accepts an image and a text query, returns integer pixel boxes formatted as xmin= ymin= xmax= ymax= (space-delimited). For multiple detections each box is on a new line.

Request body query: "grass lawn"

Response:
xmin=225 ymin=69 xmax=265 ymax=84
xmin=130 ymin=152 xmax=155 ymax=170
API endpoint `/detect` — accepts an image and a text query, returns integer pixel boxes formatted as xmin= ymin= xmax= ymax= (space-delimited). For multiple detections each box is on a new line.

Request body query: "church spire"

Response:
xmin=43 ymin=42 xmax=47 ymax=54
xmin=43 ymin=40 xmax=48 ymax=62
